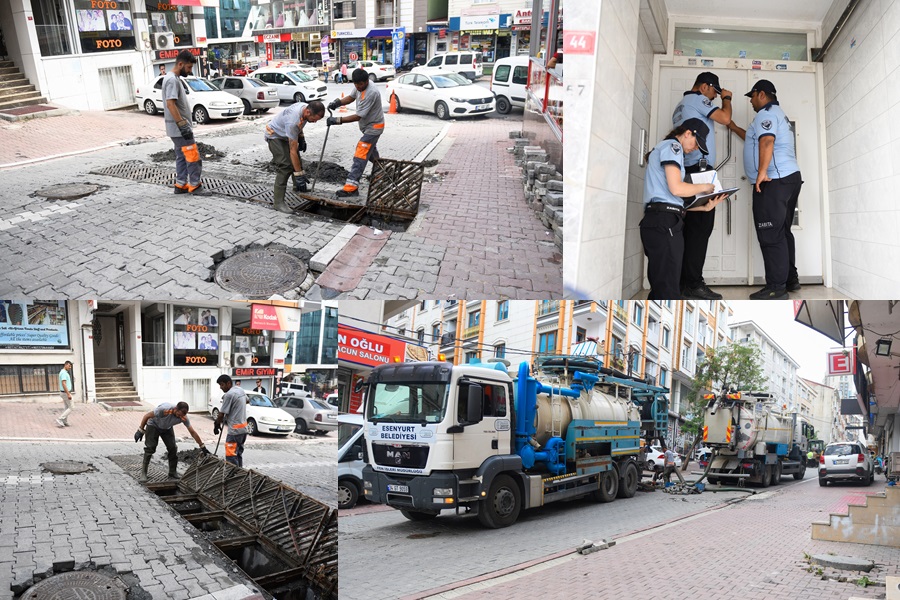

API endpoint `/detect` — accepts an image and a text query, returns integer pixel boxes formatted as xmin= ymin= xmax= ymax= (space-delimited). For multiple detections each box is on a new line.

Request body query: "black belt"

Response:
xmin=645 ymin=202 xmax=685 ymax=217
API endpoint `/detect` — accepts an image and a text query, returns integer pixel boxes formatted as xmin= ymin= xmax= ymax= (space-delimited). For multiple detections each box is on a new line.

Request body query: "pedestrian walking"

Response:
xmin=214 ymin=375 xmax=249 ymax=467
xmin=341 ymin=62 xmax=348 ymax=83
xmin=134 ymin=401 xmax=209 ymax=482
xmin=640 ymin=118 xmax=726 ymax=299
xmin=672 ymin=72 xmax=734 ymax=301
xmin=264 ymin=99 xmax=326 ymax=213
xmin=163 ymin=49 xmax=209 ymax=195
xmin=253 ymin=379 xmax=267 ymax=395
xmin=56 ymin=360 xmax=74 ymax=428
xmin=729 ymin=79 xmax=802 ymax=300
xmin=327 ymin=68 xmax=385 ymax=198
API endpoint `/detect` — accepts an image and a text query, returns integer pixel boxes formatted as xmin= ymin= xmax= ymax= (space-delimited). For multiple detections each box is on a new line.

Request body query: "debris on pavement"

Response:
xmin=150 ymin=142 xmax=226 ymax=162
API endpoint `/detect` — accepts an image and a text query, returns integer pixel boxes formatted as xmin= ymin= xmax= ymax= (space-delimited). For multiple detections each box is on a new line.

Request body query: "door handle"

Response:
xmin=727 ymin=197 xmax=732 ymax=235
xmin=491 ymin=439 xmax=498 ymax=450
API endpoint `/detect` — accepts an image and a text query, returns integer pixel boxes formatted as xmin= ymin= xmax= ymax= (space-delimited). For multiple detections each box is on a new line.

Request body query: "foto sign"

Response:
xmin=827 ymin=348 xmax=856 ymax=376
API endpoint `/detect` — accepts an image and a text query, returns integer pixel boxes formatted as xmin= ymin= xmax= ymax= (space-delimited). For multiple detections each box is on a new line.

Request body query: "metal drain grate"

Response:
xmin=91 ymin=162 xmax=169 ymax=182
xmin=140 ymin=172 xmax=176 ymax=186
xmin=210 ymin=181 xmax=269 ymax=199
xmin=214 ymin=248 xmax=308 ymax=297
xmin=366 ymin=158 xmax=424 ymax=221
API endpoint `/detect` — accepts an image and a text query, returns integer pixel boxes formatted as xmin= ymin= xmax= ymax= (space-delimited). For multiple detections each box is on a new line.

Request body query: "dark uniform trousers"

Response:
xmin=640 ymin=207 xmax=685 ymax=300
xmin=752 ymin=171 xmax=802 ymax=289
xmin=681 ymin=164 xmax=716 ymax=289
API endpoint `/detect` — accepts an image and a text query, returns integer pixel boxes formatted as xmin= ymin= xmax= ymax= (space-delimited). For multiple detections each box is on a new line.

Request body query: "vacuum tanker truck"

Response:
xmin=360 ymin=357 xmax=669 ymax=528
xmin=702 ymin=391 xmax=812 ymax=487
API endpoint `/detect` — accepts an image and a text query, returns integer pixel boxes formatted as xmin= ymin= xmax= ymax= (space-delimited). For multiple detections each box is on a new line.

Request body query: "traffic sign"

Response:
xmin=349 ymin=52 xmax=358 ymax=61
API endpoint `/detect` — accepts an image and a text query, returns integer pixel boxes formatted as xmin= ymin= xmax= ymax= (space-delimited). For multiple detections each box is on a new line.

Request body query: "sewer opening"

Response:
xmin=13 ymin=566 xmax=149 ymax=600
xmin=41 ymin=461 xmax=96 ymax=475
xmin=210 ymin=244 xmax=311 ymax=297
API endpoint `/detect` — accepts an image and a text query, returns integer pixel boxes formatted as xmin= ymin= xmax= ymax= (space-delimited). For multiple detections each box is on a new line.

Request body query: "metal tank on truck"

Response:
xmin=360 ymin=353 xmax=669 ymax=528
xmin=702 ymin=391 xmax=812 ymax=487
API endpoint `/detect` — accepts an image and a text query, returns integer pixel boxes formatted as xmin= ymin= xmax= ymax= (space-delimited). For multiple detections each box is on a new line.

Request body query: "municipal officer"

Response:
xmin=728 ymin=80 xmax=802 ymax=300
xmin=672 ymin=72 xmax=734 ymax=300
xmin=641 ymin=118 xmax=726 ymax=299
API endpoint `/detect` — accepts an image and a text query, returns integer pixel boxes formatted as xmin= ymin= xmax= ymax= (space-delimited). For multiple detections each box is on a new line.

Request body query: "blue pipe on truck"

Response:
xmin=514 ymin=362 xmax=578 ymax=474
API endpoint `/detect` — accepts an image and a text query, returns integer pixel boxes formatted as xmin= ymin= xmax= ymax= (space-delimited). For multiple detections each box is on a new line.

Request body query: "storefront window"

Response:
xmin=0 ymin=365 xmax=65 ymax=395
xmin=147 ymin=1 xmax=194 ymax=47
xmin=204 ymin=7 xmax=218 ymax=38
xmin=173 ymin=306 xmax=219 ymax=367
xmin=232 ymin=327 xmax=271 ymax=366
xmin=249 ymin=0 xmax=324 ymax=33
xmin=340 ymin=39 xmax=362 ymax=63
xmin=218 ymin=0 xmax=250 ymax=38
xmin=73 ymin=0 xmax=136 ymax=53
xmin=33 ymin=0 xmax=73 ymax=56
xmin=323 ymin=306 xmax=337 ymax=364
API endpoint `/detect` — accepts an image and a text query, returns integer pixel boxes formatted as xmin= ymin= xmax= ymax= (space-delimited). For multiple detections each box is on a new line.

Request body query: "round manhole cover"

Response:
xmin=23 ymin=572 xmax=126 ymax=599
xmin=34 ymin=183 xmax=99 ymax=200
xmin=215 ymin=249 xmax=308 ymax=297
xmin=41 ymin=461 xmax=93 ymax=475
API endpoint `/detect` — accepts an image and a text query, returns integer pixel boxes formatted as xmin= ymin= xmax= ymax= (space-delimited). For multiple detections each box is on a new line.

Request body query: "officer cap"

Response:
xmin=745 ymin=79 xmax=777 ymax=97
xmin=694 ymin=72 xmax=722 ymax=94
xmin=680 ymin=117 xmax=710 ymax=155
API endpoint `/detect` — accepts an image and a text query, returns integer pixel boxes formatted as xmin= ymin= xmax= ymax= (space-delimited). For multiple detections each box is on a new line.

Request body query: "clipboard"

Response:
xmin=685 ymin=187 xmax=740 ymax=209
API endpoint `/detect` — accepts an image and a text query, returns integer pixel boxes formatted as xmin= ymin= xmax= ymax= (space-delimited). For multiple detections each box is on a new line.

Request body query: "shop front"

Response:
xmin=247 ymin=0 xmax=329 ymax=65
xmin=283 ymin=304 xmax=338 ymax=399
xmin=449 ymin=13 xmax=499 ymax=63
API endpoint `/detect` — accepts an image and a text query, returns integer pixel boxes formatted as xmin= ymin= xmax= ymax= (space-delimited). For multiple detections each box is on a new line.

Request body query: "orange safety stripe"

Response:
xmin=726 ymin=425 xmax=732 ymax=443
xmin=372 ymin=122 xmax=385 ymax=129
xmin=182 ymin=143 xmax=200 ymax=163
xmin=702 ymin=425 xmax=708 ymax=441
xmin=231 ymin=422 xmax=247 ymax=429
xmin=225 ymin=442 xmax=237 ymax=457
xmin=354 ymin=141 xmax=371 ymax=160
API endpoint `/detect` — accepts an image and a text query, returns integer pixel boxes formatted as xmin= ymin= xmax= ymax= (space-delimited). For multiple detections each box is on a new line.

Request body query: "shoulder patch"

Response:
xmin=670 ymin=142 xmax=681 ymax=155
xmin=761 ymin=120 xmax=773 ymax=131
xmin=702 ymin=97 xmax=712 ymax=107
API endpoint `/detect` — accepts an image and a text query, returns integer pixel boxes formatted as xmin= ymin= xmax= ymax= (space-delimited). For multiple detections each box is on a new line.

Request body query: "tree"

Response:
xmin=680 ymin=342 xmax=767 ymax=469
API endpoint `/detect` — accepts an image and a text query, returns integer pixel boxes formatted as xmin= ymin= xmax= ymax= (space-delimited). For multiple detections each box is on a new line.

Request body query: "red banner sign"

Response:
xmin=827 ymin=348 xmax=856 ymax=376
xmin=251 ymin=304 xmax=301 ymax=332
xmin=338 ymin=325 xmax=407 ymax=368
xmin=233 ymin=367 xmax=279 ymax=377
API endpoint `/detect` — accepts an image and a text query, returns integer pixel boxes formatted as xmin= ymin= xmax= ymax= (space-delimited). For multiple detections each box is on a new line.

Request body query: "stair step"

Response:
xmin=0 ymin=61 xmax=15 ymax=68
xmin=0 ymin=76 xmax=27 ymax=89
xmin=0 ymin=85 xmax=35 ymax=100
xmin=0 ymin=95 xmax=47 ymax=111
xmin=0 ymin=67 xmax=20 ymax=76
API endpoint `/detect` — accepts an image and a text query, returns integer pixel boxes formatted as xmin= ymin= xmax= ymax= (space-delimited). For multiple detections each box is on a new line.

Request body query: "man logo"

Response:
xmin=761 ymin=120 xmax=773 ymax=131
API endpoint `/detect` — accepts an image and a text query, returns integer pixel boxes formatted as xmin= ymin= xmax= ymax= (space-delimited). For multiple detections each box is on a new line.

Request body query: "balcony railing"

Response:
xmin=613 ymin=304 xmax=627 ymax=322
xmin=463 ymin=325 xmax=480 ymax=339
xmin=374 ymin=15 xmax=395 ymax=26
xmin=440 ymin=333 xmax=455 ymax=347
xmin=538 ymin=300 xmax=560 ymax=317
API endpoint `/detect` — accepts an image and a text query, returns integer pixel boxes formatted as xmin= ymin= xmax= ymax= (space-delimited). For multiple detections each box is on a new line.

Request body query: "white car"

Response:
xmin=388 ymin=72 xmax=494 ymax=120
xmin=209 ymin=75 xmax=279 ymax=114
xmin=266 ymin=61 xmax=319 ymax=80
xmin=331 ymin=60 xmax=396 ymax=82
xmin=818 ymin=442 xmax=875 ymax=486
xmin=251 ymin=68 xmax=327 ymax=103
xmin=338 ymin=414 xmax=366 ymax=509
xmin=208 ymin=390 xmax=295 ymax=436
xmin=135 ymin=76 xmax=243 ymax=124
xmin=645 ymin=446 xmax=683 ymax=470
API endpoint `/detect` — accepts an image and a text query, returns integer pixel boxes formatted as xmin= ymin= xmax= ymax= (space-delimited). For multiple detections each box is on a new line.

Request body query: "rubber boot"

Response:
xmin=273 ymin=197 xmax=293 ymax=214
xmin=168 ymin=454 xmax=178 ymax=480
xmin=139 ymin=455 xmax=151 ymax=483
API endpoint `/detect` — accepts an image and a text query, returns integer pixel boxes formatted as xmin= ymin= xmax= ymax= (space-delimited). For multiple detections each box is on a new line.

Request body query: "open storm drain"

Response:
xmin=21 ymin=572 xmax=127 ymax=599
xmin=41 ymin=461 xmax=95 ymax=475
xmin=214 ymin=248 xmax=309 ymax=297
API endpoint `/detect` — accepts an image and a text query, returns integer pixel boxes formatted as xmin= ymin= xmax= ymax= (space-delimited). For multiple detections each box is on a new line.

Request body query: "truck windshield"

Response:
xmin=367 ymin=383 xmax=447 ymax=424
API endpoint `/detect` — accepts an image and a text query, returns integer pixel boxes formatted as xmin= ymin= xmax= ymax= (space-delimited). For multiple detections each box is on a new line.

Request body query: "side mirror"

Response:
xmin=424 ymin=83 xmax=433 ymax=90
xmin=284 ymin=80 xmax=294 ymax=86
xmin=466 ymin=384 xmax=484 ymax=424
xmin=354 ymin=378 xmax=366 ymax=393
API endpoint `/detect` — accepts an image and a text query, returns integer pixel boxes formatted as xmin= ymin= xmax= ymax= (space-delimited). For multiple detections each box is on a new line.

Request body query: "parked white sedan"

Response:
xmin=330 ymin=60 xmax=396 ymax=82
xmin=208 ymin=391 xmax=295 ymax=436
xmin=135 ymin=76 xmax=243 ymax=124
xmin=388 ymin=72 xmax=494 ymax=120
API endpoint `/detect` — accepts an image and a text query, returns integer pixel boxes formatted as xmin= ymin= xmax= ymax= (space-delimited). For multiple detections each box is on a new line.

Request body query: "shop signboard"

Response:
xmin=338 ymin=325 xmax=407 ymax=368
xmin=75 ymin=0 xmax=137 ymax=53
xmin=392 ymin=27 xmax=406 ymax=68
xmin=251 ymin=304 xmax=302 ymax=332
xmin=332 ymin=28 xmax=368 ymax=38
xmin=233 ymin=367 xmax=279 ymax=377
xmin=0 ymin=301 xmax=69 ymax=349
xmin=156 ymin=46 xmax=202 ymax=60
xmin=827 ymin=348 xmax=856 ymax=376
xmin=460 ymin=14 xmax=499 ymax=31
xmin=321 ymin=35 xmax=330 ymax=64
xmin=173 ymin=306 xmax=220 ymax=366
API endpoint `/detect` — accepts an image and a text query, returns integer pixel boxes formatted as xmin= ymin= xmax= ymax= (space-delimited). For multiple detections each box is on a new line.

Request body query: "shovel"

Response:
xmin=311 ymin=107 xmax=334 ymax=193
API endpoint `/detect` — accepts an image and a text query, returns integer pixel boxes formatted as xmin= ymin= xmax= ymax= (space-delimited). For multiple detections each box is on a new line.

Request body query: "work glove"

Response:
xmin=297 ymin=136 xmax=307 ymax=153
xmin=176 ymin=119 xmax=194 ymax=141
xmin=293 ymin=173 xmax=309 ymax=193
xmin=328 ymin=98 xmax=342 ymax=111
xmin=326 ymin=116 xmax=340 ymax=127
xmin=199 ymin=446 xmax=211 ymax=455
xmin=134 ymin=429 xmax=144 ymax=443
xmin=213 ymin=422 xmax=221 ymax=436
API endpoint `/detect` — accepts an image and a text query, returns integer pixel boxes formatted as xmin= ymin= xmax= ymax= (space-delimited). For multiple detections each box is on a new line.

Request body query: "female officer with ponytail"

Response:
xmin=641 ymin=118 xmax=726 ymax=299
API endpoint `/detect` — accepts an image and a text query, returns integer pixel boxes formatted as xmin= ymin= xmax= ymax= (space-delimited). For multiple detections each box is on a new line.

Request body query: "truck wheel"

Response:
xmin=794 ymin=462 xmax=806 ymax=480
xmin=477 ymin=474 xmax=521 ymax=529
xmin=707 ymin=477 xmax=719 ymax=485
xmin=772 ymin=461 xmax=782 ymax=485
xmin=400 ymin=510 xmax=438 ymax=521
xmin=616 ymin=461 xmax=639 ymax=499
xmin=592 ymin=468 xmax=618 ymax=503
xmin=760 ymin=465 xmax=772 ymax=488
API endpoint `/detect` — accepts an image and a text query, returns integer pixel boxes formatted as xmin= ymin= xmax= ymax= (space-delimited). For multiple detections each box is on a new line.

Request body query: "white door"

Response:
xmin=655 ymin=67 xmax=824 ymax=285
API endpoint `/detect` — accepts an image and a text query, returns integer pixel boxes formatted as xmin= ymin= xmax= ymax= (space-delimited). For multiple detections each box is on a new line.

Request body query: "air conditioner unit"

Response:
xmin=233 ymin=353 xmax=253 ymax=367
xmin=153 ymin=32 xmax=175 ymax=50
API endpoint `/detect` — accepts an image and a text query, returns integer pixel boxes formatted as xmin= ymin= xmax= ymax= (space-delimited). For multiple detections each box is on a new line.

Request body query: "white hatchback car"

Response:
xmin=251 ymin=68 xmax=327 ymax=103
xmin=645 ymin=446 xmax=683 ymax=470
xmin=135 ymin=76 xmax=243 ymax=124
xmin=819 ymin=442 xmax=875 ymax=486
xmin=338 ymin=414 xmax=366 ymax=509
xmin=388 ymin=72 xmax=494 ymax=120
xmin=208 ymin=390 xmax=295 ymax=436
xmin=331 ymin=60 xmax=396 ymax=82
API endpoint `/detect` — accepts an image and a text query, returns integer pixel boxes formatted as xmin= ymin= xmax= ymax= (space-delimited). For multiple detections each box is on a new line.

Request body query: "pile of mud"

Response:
xmin=150 ymin=142 xmax=226 ymax=162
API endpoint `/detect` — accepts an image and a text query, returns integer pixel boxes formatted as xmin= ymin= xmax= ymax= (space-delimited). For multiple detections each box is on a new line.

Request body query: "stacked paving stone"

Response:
xmin=510 ymin=131 xmax=563 ymax=249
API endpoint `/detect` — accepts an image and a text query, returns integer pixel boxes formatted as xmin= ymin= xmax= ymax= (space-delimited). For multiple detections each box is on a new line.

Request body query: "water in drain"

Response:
xmin=214 ymin=249 xmax=308 ymax=297
xmin=22 ymin=572 xmax=127 ymax=600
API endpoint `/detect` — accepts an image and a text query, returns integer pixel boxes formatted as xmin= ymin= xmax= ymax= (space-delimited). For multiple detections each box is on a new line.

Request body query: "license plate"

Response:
xmin=387 ymin=484 xmax=409 ymax=493
xmin=476 ymin=104 xmax=490 ymax=111
xmin=835 ymin=459 xmax=848 ymax=464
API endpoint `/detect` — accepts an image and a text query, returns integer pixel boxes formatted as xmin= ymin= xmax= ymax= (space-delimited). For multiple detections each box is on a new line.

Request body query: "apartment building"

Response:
xmin=800 ymin=378 xmax=842 ymax=445
xmin=729 ymin=321 xmax=800 ymax=408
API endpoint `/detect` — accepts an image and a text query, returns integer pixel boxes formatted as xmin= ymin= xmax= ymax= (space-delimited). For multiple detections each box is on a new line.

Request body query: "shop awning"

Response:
xmin=366 ymin=29 xmax=394 ymax=38
xmin=793 ymin=300 xmax=846 ymax=345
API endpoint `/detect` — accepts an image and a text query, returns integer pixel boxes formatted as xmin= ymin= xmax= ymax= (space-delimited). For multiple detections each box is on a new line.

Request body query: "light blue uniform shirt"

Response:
xmin=742 ymin=101 xmax=800 ymax=180
xmin=673 ymin=91 xmax=718 ymax=167
xmin=643 ymin=139 xmax=686 ymax=208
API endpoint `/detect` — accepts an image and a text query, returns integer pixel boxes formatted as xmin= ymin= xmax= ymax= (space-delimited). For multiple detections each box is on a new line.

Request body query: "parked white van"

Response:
xmin=490 ymin=55 xmax=530 ymax=114
xmin=413 ymin=51 xmax=483 ymax=80
xmin=281 ymin=381 xmax=313 ymax=398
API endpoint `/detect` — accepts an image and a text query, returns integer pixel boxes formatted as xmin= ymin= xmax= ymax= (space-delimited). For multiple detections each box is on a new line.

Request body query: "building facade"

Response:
xmin=729 ymin=321 xmax=800 ymax=409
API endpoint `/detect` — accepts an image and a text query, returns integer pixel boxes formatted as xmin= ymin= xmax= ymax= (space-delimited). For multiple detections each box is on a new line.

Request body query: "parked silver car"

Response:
xmin=818 ymin=442 xmax=875 ymax=486
xmin=272 ymin=395 xmax=338 ymax=434
xmin=209 ymin=76 xmax=279 ymax=114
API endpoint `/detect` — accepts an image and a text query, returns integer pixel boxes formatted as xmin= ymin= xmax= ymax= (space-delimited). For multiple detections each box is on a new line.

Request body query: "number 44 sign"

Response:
xmin=563 ymin=31 xmax=596 ymax=55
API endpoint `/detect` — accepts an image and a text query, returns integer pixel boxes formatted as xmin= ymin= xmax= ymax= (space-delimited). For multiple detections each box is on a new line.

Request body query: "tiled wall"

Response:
xmin=564 ymin=0 xmax=640 ymax=298
xmin=823 ymin=0 xmax=900 ymax=297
